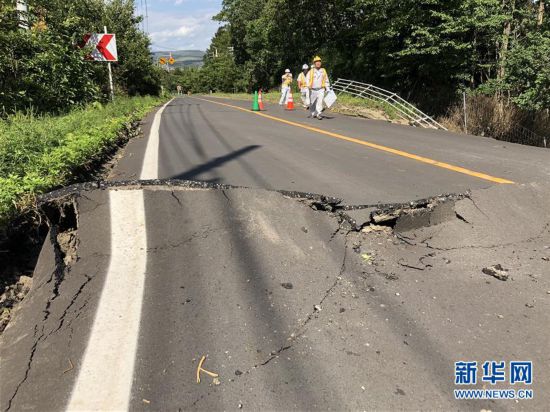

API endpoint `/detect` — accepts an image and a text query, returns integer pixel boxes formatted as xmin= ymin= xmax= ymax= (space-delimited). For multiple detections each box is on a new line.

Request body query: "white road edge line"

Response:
xmin=66 ymin=189 xmax=147 ymax=412
xmin=140 ymin=98 xmax=173 ymax=180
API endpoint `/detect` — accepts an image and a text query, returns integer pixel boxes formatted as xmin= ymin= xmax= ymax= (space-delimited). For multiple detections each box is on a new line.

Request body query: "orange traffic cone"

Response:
xmin=258 ymin=89 xmax=265 ymax=111
xmin=285 ymin=91 xmax=295 ymax=111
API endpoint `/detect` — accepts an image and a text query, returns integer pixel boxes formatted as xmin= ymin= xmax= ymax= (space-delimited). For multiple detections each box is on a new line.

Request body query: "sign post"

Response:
xmin=82 ymin=30 xmax=118 ymax=101
xmin=104 ymin=26 xmax=115 ymax=101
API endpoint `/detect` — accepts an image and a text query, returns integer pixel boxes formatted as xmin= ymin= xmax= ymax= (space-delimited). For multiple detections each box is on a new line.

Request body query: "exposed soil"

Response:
xmin=0 ymin=118 xmax=144 ymax=335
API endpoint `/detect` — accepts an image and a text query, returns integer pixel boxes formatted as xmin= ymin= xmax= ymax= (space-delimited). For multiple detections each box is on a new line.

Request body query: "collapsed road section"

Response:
xmin=0 ymin=181 xmax=549 ymax=410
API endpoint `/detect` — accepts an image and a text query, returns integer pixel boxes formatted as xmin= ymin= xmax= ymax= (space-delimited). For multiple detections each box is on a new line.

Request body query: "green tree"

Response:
xmin=0 ymin=0 xmax=160 ymax=115
xmin=0 ymin=0 xmax=98 ymax=114
xmin=209 ymin=0 xmax=549 ymax=114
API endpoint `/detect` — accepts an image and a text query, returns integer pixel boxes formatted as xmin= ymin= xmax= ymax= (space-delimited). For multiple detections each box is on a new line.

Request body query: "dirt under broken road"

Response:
xmin=0 ymin=180 xmax=549 ymax=410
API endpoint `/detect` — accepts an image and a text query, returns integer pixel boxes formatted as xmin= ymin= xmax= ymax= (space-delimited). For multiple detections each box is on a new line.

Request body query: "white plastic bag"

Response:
xmin=324 ymin=89 xmax=337 ymax=108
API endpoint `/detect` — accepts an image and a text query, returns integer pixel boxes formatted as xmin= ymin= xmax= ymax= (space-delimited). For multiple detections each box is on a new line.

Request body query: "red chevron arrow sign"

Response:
xmin=82 ymin=33 xmax=118 ymax=62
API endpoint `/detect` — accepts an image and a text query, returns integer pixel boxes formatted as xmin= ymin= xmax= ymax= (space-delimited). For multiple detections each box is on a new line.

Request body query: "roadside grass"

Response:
xmin=208 ymin=92 xmax=277 ymax=102
xmin=334 ymin=93 xmax=402 ymax=121
xmin=207 ymin=91 xmax=402 ymax=122
xmin=0 ymin=96 xmax=166 ymax=229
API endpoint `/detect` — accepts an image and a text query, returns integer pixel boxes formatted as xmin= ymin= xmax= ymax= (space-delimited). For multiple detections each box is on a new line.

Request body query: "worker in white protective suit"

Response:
xmin=297 ymin=64 xmax=310 ymax=108
xmin=307 ymin=56 xmax=330 ymax=119
xmin=279 ymin=69 xmax=293 ymax=105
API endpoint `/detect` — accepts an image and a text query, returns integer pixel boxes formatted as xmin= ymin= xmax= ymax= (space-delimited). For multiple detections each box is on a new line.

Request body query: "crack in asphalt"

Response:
xmin=328 ymin=225 xmax=342 ymax=242
xmin=251 ymin=232 xmax=350 ymax=372
xmin=421 ymin=222 xmax=550 ymax=251
xmin=146 ymin=227 xmax=219 ymax=253
xmin=186 ymin=231 xmax=351 ymax=409
xmin=39 ymin=228 xmax=66 ymax=321
xmin=454 ymin=211 xmax=471 ymax=225
xmin=4 ymin=224 xmax=81 ymax=411
xmin=50 ymin=274 xmax=93 ymax=336
xmin=221 ymin=189 xmax=231 ymax=204
xmin=397 ymin=259 xmax=427 ymax=271
xmin=10 ymin=184 xmax=541 ymax=409
xmin=465 ymin=195 xmax=490 ymax=220
xmin=418 ymin=252 xmax=436 ymax=268
xmin=77 ymin=193 xmax=103 ymax=215
xmin=4 ymin=324 xmax=41 ymax=411
xmin=170 ymin=190 xmax=183 ymax=207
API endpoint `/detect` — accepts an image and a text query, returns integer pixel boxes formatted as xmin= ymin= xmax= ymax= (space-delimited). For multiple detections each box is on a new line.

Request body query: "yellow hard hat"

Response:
xmin=313 ymin=55 xmax=322 ymax=62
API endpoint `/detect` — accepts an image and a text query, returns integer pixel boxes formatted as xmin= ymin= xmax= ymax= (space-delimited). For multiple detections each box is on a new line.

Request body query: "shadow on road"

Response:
xmin=196 ymin=104 xmax=273 ymax=189
xmin=171 ymin=145 xmax=260 ymax=180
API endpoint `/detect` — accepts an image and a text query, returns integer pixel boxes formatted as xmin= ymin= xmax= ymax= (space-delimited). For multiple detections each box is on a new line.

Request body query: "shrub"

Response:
xmin=440 ymin=94 xmax=550 ymax=147
xmin=0 ymin=96 xmax=166 ymax=228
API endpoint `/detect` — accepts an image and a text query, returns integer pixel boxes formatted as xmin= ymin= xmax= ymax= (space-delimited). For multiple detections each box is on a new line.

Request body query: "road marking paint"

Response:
xmin=195 ymin=97 xmax=514 ymax=184
xmin=67 ymin=189 xmax=147 ymax=412
xmin=140 ymin=99 xmax=173 ymax=180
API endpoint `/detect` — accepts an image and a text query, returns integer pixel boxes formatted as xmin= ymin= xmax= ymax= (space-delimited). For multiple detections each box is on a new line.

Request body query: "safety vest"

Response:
xmin=308 ymin=68 xmax=327 ymax=88
xmin=282 ymin=74 xmax=292 ymax=87
xmin=297 ymin=72 xmax=307 ymax=88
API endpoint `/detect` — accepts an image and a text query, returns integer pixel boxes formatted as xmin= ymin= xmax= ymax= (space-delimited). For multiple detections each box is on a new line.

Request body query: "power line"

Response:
xmin=137 ymin=0 xmax=147 ymax=33
xmin=145 ymin=0 xmax=149 ymax=33
xmin=140 ymin=0 xmax=144 ymax=32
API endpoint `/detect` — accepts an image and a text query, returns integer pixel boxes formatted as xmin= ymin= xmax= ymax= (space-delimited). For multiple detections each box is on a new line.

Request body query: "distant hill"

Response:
xmin=151 ymin=50 xmax=205 ymax=68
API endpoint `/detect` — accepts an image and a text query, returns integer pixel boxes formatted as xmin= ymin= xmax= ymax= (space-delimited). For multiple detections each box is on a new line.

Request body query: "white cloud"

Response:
xmin=148 ymin=12 xmax=220 ymax=50
xmin=146 ymin=2 xmax=221 ymax=51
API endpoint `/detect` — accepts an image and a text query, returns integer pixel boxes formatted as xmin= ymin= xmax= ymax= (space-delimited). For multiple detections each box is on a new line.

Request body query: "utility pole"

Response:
xmin=16 ymin=0 xmax=29 ymax=30
xmin=104 ymin=26 xmax=115 ymax=101
xmin=463 ymin=91 xmax=468 ymax=134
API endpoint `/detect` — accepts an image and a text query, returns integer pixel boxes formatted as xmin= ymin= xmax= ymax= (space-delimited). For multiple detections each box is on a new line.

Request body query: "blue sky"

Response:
xmin=135 ymin=0 xmax=222 ymax=51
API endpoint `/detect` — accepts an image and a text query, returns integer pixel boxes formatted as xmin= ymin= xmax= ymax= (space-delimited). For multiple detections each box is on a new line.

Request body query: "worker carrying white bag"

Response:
xmin=324 ymin=88 xmax=337 ymax=108
xmin=307 ymin=55 xmax=335 ymax=119
xmin=297 ymin=64 xmax=310 ymax=108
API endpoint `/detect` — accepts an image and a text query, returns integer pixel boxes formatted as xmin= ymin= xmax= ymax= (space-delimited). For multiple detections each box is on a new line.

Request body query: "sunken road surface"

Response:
xmin=0 ymin=180 xmax=548 ymax=410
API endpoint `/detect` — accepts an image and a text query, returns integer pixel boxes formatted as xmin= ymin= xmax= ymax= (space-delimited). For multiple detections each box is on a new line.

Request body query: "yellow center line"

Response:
xmin=194 ymin=96 xmax=515 ymax=184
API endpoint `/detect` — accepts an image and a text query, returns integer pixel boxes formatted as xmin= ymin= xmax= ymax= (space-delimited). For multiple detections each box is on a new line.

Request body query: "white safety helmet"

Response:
xmin=302 ymin=64 xmax=309 ymax=70
xmin=285 ymin=68 xmax=290 ymax=73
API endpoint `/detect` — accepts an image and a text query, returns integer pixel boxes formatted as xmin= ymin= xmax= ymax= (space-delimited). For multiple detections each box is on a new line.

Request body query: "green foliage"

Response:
xmin=199 ymin=0 xmax=549 ymax=114
xmin=0 ymin=1 xmax=99 ymax=114
xmin=505 ymin=31 xmax=550 ymax=110
xmin=161 ymin=27 xmax=248 ymax=94
xmin=0 ymin=0 xmax=160 ymax=115
xmin=0 ymin=96 xmax=166 ymax=226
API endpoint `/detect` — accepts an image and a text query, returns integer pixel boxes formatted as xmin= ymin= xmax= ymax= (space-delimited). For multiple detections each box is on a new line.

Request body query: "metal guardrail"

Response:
xmin=332 ymin=78 xmax=447 ymax=130
xmin=502 ymin=125 xmax=548 ymax=148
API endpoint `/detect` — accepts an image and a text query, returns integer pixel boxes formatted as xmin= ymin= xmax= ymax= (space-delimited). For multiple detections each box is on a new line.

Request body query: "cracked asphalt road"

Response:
xmin=1 ymin=97 xmax=549 ymax=411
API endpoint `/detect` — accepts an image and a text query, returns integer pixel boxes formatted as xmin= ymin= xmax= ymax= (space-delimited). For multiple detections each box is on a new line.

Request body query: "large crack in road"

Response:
xmin=1 ymin=180 xmax=549 ymax=410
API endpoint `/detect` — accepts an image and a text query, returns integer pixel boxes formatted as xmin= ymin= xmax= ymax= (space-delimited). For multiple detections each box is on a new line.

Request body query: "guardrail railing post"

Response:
xmin=334 ymin=78 xmax=446 ymax=130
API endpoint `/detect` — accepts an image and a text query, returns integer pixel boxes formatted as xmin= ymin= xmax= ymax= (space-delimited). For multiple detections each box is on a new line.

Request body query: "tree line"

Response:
xmin=0 ymin=0 xmax=161 ymax=116
xmin=170 ymin=0 xmax=548 ymax=118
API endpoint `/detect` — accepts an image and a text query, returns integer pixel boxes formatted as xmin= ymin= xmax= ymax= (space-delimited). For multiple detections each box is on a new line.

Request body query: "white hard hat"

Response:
xmin=285 ymin=68 xmax=290 ymax=73
xmin=302 ymin=64 xmax=309 ymax=70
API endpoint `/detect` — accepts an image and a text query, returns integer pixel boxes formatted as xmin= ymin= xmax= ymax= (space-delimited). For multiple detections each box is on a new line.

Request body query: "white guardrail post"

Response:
xmin=332 ymin=78 xmax=447 ymax=130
